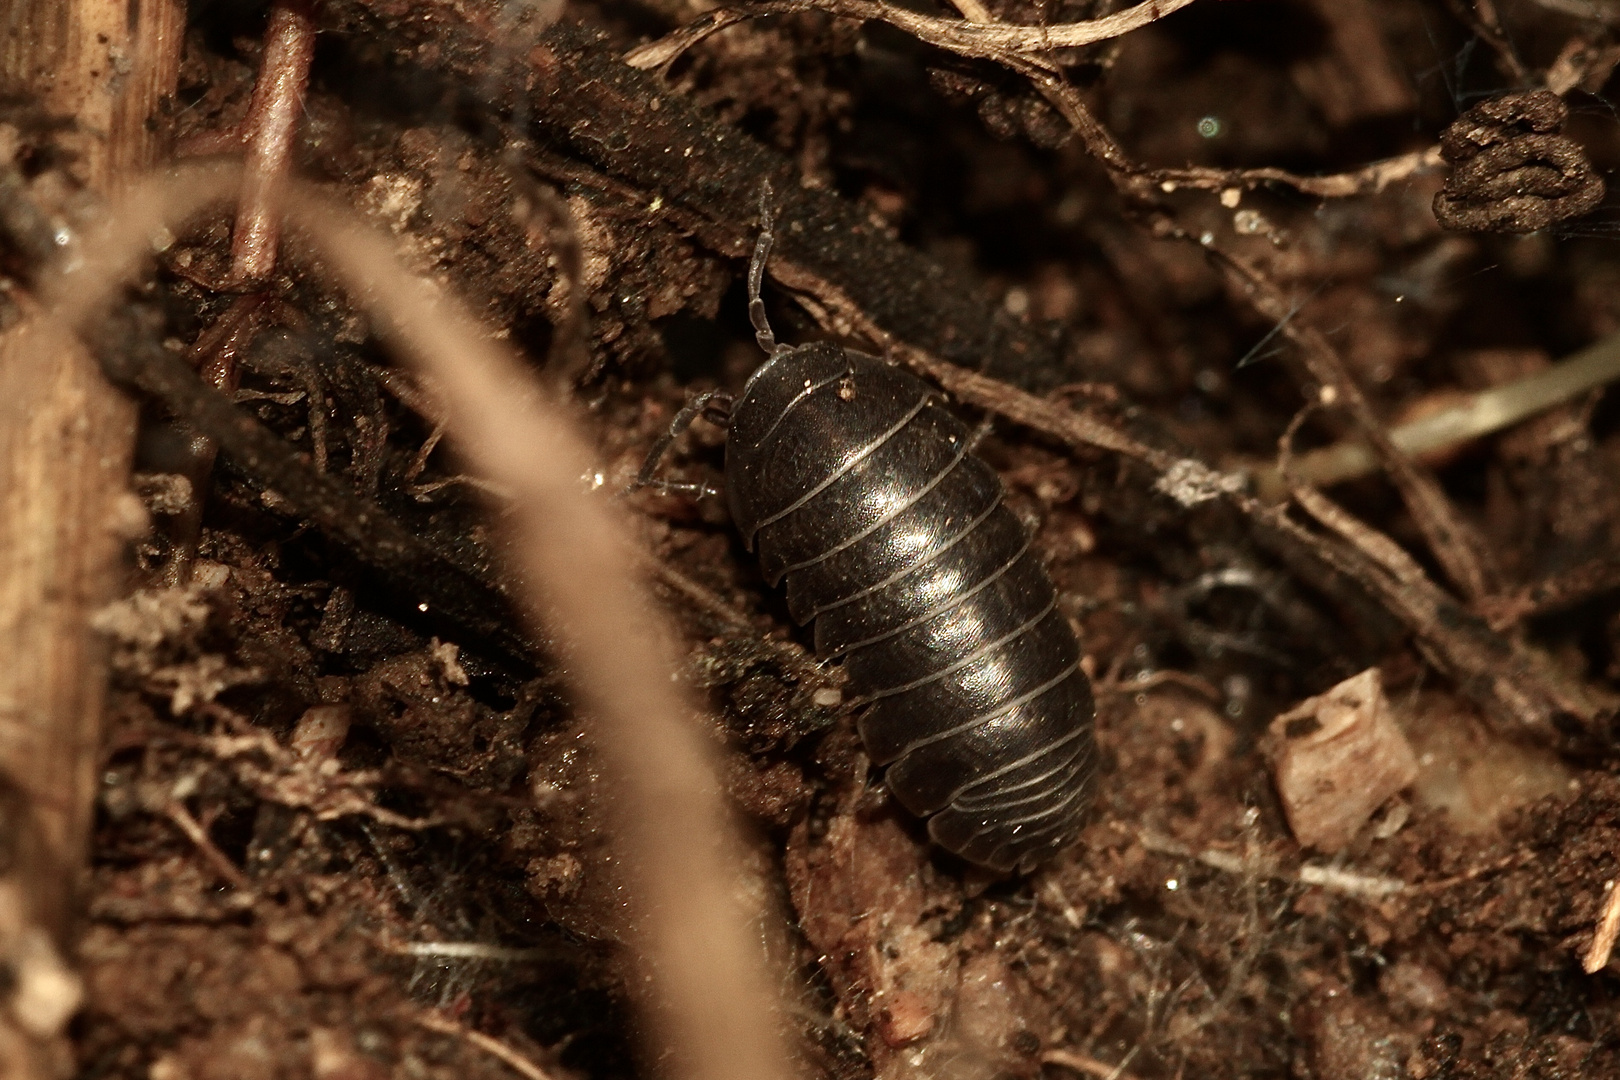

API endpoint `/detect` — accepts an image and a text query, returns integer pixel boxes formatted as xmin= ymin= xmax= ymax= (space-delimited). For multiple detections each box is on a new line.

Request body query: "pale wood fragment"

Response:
xmin=1266 ymin=669 xmax=1419 ymax=852
xmin=0 ymin=1 xmax=184 ymax=1074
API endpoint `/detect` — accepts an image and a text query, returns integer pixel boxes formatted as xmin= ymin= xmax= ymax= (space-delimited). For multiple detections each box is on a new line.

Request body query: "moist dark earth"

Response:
xmin=15 ymin=0 xmax=1620 ymax=1077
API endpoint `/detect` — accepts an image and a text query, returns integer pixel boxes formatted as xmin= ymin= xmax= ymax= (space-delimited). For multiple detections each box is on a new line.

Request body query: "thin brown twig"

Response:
xmin=625 ymin=0 xmax=1202 ymax=73
xmin=162 ymin=800 xmax=255 ymax=894
xmin=1150 ymin=147 xmax=1445 ymax=200
xmin=1276 ymin=406 xmax=1430 ymax=588
xmin=1481 ymin=557 xmax=1620 ymax=628
xmin=370 ymin=366 xmax=516 ymax=501
xmin=1043 ymin=1047 xmax=1146 ymax=1080
xmin=1207 ymin=246 xmax=1497 ymax=602
xmin=163 ymin=293 xmax=274 ymax=586
xmin=416 ymin=1012 xmax=563 ymax=1080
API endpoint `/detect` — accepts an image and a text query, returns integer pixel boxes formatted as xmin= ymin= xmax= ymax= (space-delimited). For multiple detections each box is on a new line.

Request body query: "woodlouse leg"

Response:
xmin=966 ymin=413 xmax=995 ymax=452
xmin=628 ymin=390 xmax=733 ymax=499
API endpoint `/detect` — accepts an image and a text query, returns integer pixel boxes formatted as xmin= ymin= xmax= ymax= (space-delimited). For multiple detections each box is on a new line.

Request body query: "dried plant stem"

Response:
xmin=1487 ymin=556 xmax=1620 ymax=626
xmin=162 ymin=801 xmax=256 ymax=894
xmin=1138 ymin=831 xmax=1408 ymax=898
xmin=1444 ymin=0 xmax=1530 ymax=83
xmin=1149 ymin=146 xmax=1444 ymax=200
xmin=285 ymin=187 xmax=792 ymax=1080
xmin=0 ymin=2 xmax=184 ymax=1075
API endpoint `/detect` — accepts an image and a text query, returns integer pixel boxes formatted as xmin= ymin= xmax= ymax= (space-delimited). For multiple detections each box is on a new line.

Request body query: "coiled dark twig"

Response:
xmin=1433 ymin=89 xmax=1604 ymax=234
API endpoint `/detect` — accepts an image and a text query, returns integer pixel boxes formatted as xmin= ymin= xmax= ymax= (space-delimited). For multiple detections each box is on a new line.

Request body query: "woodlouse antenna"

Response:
xmin=748 ymin=181 xmax=783 ymax=357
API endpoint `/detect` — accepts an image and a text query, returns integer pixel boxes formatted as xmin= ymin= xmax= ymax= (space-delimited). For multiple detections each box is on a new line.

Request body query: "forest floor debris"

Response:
xmin=5 ymin=0 xmax=1620 ymax=1078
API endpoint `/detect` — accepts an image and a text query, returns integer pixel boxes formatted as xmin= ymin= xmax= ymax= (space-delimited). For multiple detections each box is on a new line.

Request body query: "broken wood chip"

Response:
xmin=1583 ymin=879 xmax=1620 ymax=973
xmin=1265 ymin=669 xmax=1418 ymax=852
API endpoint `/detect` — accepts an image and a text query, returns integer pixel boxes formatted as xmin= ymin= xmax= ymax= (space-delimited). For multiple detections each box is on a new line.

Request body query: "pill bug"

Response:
xmin=641 ymin=198 xmax=1097 ymax=872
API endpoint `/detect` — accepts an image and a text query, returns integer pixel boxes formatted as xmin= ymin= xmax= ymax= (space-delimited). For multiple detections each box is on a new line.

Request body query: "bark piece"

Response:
xmin=1266 ymin=669 xmax=1417 ymax=852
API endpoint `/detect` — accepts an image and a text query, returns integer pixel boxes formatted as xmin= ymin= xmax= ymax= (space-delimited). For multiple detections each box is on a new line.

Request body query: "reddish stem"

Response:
xmin=228 ymin=0 xmax=317 ymax=286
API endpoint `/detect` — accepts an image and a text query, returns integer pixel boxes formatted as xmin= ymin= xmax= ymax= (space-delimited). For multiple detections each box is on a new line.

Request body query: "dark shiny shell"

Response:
xmin=726 ymin=342 xmax=1096 ymax=872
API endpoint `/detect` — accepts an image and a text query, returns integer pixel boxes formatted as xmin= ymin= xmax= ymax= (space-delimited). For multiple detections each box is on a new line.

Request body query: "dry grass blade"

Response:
xmin=1259 ymin=327 xmax=1620 ymax=492
xmin=284 ymin=186 xmax=792 ymax=1080
xmin=626 ymin=0 xmax=1201 ymax=72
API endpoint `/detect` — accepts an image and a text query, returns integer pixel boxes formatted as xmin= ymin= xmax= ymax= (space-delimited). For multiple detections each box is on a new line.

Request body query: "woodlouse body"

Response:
xmin=724 ymin=342 xmax=1097 ymax=872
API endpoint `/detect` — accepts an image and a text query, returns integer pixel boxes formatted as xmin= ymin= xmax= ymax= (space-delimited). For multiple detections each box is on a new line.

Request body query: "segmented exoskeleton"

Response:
xmin=640 ymin=194 xmax=1097 ymax=872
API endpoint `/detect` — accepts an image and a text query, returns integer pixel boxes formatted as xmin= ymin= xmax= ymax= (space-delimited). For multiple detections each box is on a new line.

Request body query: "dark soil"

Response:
xmin=16 ymin=0 xmax=1620 ymax=1077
